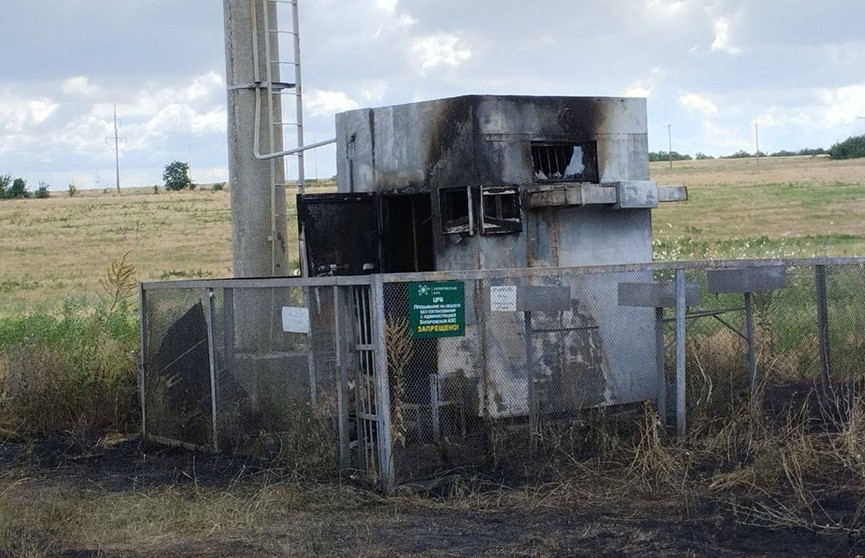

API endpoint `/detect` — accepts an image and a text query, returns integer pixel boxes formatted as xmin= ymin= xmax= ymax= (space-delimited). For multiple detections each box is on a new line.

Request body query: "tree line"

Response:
xmin=650 ymin=133 xmax=865 ymax=162
xmin=0 ymin=175 xmax=51 ymax=199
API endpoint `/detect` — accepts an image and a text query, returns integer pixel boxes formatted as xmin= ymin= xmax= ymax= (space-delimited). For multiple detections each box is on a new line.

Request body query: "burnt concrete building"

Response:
xmin=300 ymin=95 xmax=684 ymax=275
xmin=299 ymin=95 xmax=685 ymax=419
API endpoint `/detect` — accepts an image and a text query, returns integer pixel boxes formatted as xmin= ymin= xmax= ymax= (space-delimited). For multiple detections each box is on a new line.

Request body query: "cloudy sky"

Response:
xmin=1 ymin=0 xmax=863 ymax=190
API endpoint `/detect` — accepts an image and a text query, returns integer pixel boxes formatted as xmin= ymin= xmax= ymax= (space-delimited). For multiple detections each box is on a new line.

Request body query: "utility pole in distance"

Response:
xmin=755 ymin=121 xmax=760 ymax=165
xmin=663 ymin=123 xmax=674 ymax=169
xmin=105 ymin=105 xmax=126 ymax=193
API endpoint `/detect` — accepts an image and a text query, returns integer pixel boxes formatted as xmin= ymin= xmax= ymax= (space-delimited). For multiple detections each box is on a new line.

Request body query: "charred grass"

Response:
xmin=3 ymin=346 xmax=865 ymax=556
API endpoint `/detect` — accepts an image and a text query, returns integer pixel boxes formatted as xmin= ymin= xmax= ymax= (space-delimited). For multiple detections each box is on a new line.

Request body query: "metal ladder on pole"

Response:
xmin=249 ymin=0 xmax=305 ymax=275
xmin=261 ymin=0 xmax=305 ymax=191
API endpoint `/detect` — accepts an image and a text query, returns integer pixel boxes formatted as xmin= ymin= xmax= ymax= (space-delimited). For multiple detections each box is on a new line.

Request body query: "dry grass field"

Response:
xmin=0 ymin=181 xmax=332 ymax=317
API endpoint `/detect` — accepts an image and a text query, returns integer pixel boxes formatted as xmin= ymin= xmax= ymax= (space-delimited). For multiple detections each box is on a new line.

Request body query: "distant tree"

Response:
xmin=162 ymin=160 xmax=193 ymax=191
xmin=0 ymin=174 xmax=10 ymax=199
xmin=67 ymin=183 xmax=79 ymax=197
xmin=725 ymin=150 xmax=752 ymax=159
xmin=829 ymin=134 xmax=865 ymax=160
xmin=649 ymin=150 xmax=693 ymax=162
xmin=7 ymin=177 xmax=30 ymax=199
xmin=694 ymin=152 xmax=714 ymax=160
xmin=34 ymin=181 xmax=50 ymax=199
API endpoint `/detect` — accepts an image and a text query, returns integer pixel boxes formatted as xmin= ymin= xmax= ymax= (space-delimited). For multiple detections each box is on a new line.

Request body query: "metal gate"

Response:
xmin=334 ymin=280 xmax=394 ymax=491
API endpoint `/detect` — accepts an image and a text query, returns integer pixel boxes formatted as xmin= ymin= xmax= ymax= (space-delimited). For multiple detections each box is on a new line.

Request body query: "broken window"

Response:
xmin=439 ymin=187 xmax=474 ymax=235
xmin=480 ymin=186 xmax=522 ymax=234
xmin=531 ymin=142 xmax=599 ymax=183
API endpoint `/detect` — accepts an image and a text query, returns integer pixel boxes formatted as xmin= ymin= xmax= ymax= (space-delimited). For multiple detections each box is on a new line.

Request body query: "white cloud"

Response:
xmin=624 ymin=69 xmax=665 ymax=98
xmin=28 ymin=100 xmax=58 ymax=124
xmin=624 ymin=81 xmax=652 ymax=98
xmin=702 ymin=121 xmax=748 ymax=153
xmin=0 ymin=95 xmax=58 ymax=134
xmin=184 ymin=71 xmax=224 ymax=102
xmin=680 ymin=92 xmax=718 ymax=115
xmin=144 ymin=103 xmax=226 ymax=136
xmin=710 ymin=17 xmax=741 ymax=55
xmin=306 ymin=90 xmax=361 ymax=116
xmin=62 ymin=76 xmax=97 ymax=96
xmin=409 ymin=33 xmax=471 ymax=72
xmin=375 ymin=0 xmax=398 ymax=12
xmin=643 ymin=0 xmax=688 ymax=14
xmin=359 ymin=80 xmax=388 ymax=104
xmin=820 ymin=84 xmax=865 ymax=127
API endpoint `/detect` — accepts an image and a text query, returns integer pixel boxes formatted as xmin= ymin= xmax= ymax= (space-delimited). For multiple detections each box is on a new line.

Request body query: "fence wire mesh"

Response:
xmin=141 ymin=260 xmax=865 ymax=489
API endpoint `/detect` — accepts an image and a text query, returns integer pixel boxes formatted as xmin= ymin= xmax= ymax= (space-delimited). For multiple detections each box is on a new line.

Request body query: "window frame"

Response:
xmin=439 ymin=186 xmax=475 ymax=235
xmin=530 ymin=141 xmax=600 ymax=184
xmin=479 ymin=186 xmax=522 ymax=235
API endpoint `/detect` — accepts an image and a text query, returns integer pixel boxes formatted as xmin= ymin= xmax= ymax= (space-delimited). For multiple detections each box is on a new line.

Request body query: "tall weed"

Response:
xmin=0 ymin=257 xmax=140 ymax=438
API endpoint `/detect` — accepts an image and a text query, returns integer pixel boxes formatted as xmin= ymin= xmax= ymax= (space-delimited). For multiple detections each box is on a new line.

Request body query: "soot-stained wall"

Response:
xmin=334 ymin=95 xmax=660 ymax=416
xmin=335 ymin=95 xmax=653 ymax=271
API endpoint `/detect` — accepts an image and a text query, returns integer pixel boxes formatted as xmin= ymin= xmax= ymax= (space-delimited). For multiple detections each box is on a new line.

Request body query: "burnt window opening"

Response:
xmin=480 ymin=186 xmax=522 ymax=235
xmin=440 ymin=187 xmax=474 ymax=235
xmin=531 ymin=142 xmax=599 ymax=183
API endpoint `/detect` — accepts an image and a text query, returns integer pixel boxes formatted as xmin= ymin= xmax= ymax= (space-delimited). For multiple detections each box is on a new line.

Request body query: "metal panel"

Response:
xmin=297 ymin=193 xmax=379 ymax=276
xmin=657 ymin=185 xmax=688 ymax=202
xmin=610 ymin=180 xmax=659 ymax=209
xmin=519 ymin=285 xmax=572 ymax=312
xmin=707 ymin=266 xmax=787 ymax=293
xmin=618 ymin=281 xmax=702 ymax=308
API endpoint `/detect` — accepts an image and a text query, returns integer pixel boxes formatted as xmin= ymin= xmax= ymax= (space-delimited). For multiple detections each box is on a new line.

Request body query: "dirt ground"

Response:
xmin=0 ymin=431 xmax=861 ymax=558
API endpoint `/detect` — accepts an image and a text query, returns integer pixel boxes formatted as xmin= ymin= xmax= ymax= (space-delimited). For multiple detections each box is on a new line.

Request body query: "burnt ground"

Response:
xmin=0 ymin=430 xmax=862 ymax=558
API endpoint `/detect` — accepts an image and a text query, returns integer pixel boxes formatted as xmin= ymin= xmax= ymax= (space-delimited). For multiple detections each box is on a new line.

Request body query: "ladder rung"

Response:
xmin=269 ymin=81 xmax=296 ymax=91
xmin=268 ymin=30 xmax=298 ymax=36
xmin=272 ymin=121 xmax=300 ymax=127
xmin=267 ymin=0 xmax=297 ymax=4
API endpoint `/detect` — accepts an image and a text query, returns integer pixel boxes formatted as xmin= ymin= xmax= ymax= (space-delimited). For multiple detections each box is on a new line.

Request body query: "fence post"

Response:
xmin=205 ymin=288 xmax=219 ymax=452
xmin=138 ymin=284 xmax=147 ymax=441
xmin=333 ymin=286 xmax=352 ymax=470
xmin=478 ymin=279 xmax=491 ymax=421
xmin=430 ymin=374 xmax=441 ymax=443
xmin=675 ymin=269 xmax=687 ymax=437
xmin=305 ymin=286 xmax=318 ymax=408
xmin=525 ymin=310 xmax=538 ymax=457
xmin=744 ymin=291 xmax=757 ymax=396
xmin=815 ymin=265 xmax=832 ymax=397
xmin=655 ymin=307 xmax=666 ymax=428
xmin=370 ymin=275 xmax=394 ymax=493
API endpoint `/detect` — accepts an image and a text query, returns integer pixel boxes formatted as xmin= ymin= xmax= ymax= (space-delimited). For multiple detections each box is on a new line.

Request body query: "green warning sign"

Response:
xmin=408 ymin=281 xmax=465 ymax=338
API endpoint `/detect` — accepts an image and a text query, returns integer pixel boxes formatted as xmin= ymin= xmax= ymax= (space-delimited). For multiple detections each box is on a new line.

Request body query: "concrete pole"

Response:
xmin=224 ymin=0 xmax=288 ymax=278
xmin=113 ymin=105 xmax=121 ymax=194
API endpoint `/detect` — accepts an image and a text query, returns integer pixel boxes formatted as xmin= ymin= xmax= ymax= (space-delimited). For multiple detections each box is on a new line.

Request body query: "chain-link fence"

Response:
xmin=140 ymin=258 xmax=865 ymax=491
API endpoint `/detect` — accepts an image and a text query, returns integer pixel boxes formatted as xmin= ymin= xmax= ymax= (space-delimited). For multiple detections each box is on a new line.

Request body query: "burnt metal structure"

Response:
xmin=299 ymin=95 xmax=686 ymax=275
xmin=298 ymin=95 xmax=687 ymax=423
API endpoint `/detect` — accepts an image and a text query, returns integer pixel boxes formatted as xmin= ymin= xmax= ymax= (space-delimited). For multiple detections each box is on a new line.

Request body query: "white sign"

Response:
xmin=490 ymin=286 xmax=517 ymax=312
xmin=282 ymin=306 xmax=310 ymax=333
